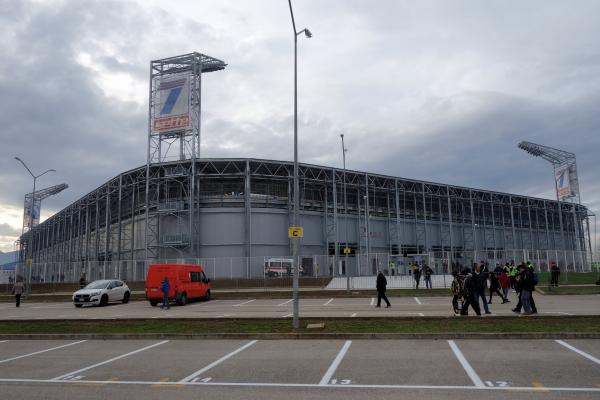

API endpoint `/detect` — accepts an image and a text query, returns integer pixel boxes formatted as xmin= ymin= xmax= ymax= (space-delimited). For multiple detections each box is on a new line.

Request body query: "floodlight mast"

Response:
xmin=517 ymin=141 xmax=586 ymax=273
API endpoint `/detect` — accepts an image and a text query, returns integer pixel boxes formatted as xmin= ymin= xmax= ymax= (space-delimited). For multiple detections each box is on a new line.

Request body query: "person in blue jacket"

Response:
xmin=161 ymin=277 xmax=170 ymax=310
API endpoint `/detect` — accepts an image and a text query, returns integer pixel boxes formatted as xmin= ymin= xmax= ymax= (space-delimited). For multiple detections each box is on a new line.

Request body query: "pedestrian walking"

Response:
xmin=412 ymin=264 xmax=422 ymax=289
xmin=161 ymin=277 xmax=171 ymax=310
xmin=488 ymin=269 xmax=506 ymax=304
xmin=12 ymin=279 xmax=25 ymax=307
xmin=460 ymin=268 xmax=481 ymax=316
xmin=375 ymin=271 xmax=391 ymax=308
xmin=515 ymin=264 xmax=534 ymax=315
xmin=423 ymin=265 xmax=433 ymax=289
xmin=508 ymin=262 xmax=517 ymax=289
xmin=512 ymin=263 xmax=538 ymax=314
xmin=473 ymin=263 xmax=491 ymax=314
xmin=450 ymin=271 xmax=464 ymax=314
xmin=498 ymin=270 xmax=511 ymax=303
xmin=550 ymin=263 xmax=560 ymax=287
xmin=79 ymin=272 xmax=87 ymax=289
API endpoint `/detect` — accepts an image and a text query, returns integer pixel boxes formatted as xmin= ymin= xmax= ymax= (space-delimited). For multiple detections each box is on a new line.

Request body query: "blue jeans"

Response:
xmin=162 ymin=292 xmax=170 ymax=309
xmin=475 ymin=290 xmax=490 ymax=313
xmin=521 ymin=290 xmax=532 ymax=314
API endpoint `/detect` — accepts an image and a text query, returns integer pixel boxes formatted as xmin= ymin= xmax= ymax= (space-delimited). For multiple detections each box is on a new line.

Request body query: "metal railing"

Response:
xmin=1 ymin=249 xmax=594 ymax=290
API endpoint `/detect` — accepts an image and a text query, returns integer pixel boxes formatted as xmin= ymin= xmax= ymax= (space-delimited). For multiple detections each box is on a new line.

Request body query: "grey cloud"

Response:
xmin=1 ymin=0 xmax=600 ymax=247
xmin=0 ymin=223 xmax=20 ymax=237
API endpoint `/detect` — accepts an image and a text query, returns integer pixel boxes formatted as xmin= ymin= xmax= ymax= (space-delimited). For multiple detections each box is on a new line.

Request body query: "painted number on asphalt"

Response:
xmin=485 ymin=381 xmax=510 ymax=387
xmin=330 ymin=379 xmax=352 ymax=385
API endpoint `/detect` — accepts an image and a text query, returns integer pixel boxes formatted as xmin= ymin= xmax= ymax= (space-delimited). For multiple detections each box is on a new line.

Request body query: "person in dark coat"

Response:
xmin=488 ymin=269 xmax=507 ymax=304
xmin=550 ymin=263 xmax=560 ymax=287
xmin=412 ymin=264 xmax=422 ymax=289
xmin=375 ymin=272 xmax=391 ymax=308
xmin=460 ymin=268 xmax=481 ymax=316
xmin=473 ymin=263 xmax=491 ymax=314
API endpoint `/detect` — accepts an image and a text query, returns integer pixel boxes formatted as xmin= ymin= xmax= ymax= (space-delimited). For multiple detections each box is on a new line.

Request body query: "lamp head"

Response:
xmin=304 ymin=28 xmax=312 ymax=38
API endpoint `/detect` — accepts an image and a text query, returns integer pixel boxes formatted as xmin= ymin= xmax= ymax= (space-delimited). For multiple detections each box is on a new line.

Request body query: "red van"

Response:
xmin=145 ymin=264 xmax=211 ymax=306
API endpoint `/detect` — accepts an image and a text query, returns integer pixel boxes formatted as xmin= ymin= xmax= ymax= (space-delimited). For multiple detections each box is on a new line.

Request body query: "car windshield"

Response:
xmin=84 ymin=280 xmax=110 ymax=290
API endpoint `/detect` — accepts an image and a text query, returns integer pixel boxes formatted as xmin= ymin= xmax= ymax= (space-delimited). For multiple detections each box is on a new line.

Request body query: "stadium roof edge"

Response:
xmin=24 ymin=157 xmax=589 ymax=237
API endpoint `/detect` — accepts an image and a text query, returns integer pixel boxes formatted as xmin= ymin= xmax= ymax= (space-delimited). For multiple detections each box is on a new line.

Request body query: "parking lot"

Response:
xmin=0 ymin=294 xmax=598 ymax=320
xmin=0 ymin=339 xmax=598 ymax=399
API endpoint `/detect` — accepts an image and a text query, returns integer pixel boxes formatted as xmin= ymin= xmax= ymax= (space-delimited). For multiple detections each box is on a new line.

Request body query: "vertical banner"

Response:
xmin=555 ymin=165 xmax=572 ymax=199
xmin=22 ymin=196 xmax=41 ymax=230
xmin=151 ymin=73 xmax=191 ymax=134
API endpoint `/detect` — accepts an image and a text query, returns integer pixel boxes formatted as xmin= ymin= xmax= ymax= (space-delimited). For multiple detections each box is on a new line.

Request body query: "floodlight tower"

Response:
xmin=145 ymin=53 xmax=226 ymax=260
xmin=517 ymin=141 xmax=588 ymax=270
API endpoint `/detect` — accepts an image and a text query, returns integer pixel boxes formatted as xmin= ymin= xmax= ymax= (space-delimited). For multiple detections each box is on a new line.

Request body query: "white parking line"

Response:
xmin=179 ymin=340 xmax=258 ymax=383
xmin=0 ymin=340 xmax=87 ymax=364
xmin=277 ymin=299 xmax=293 ymax=306
xmin=282 ymin=313 xmax=293 ymax=318
xmin=448 ymin=340 xmax=484 ymax=388
xmin=370 ymin=298 xmax=375 ymax=306
xmin=232 ymin=299 xmax=255 ymax=307
xmin=0 ymin=377 xmax=600 ymax=392
xmin=542 ymin=312 xmax=575 ymax=316
xmin=556 ymin=340 xmax=600 ymax=365
xmin=323 ymin=298 xmax=334 ymax=306
xmin=351 ymin=313 xmax=357 ymax=317
xmin=0 ymin=340 xmax=7 ymax=344
xmin=51 ymin=340 xmax=169 ymax=380
xmin=319 ymin=340 xmax=352 ymax=386
xmin=414 ymin=297 xmax=422 ymax=305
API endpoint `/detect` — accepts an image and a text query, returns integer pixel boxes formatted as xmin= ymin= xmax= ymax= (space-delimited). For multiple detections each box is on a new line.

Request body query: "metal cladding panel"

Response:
xmin=299 ymin=214 xmax=324 ymax=247
xmin=367 ymin=219 xmax=388 ymax=248
xmin=250 ymin=209 xmax=289 ymax=246
xmin=199 ymin=209 xmax=245 ymax=246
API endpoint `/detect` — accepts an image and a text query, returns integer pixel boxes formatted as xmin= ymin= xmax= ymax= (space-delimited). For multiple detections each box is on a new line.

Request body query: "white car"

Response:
xmin=73 ymin=279 xmax=131 ymax=307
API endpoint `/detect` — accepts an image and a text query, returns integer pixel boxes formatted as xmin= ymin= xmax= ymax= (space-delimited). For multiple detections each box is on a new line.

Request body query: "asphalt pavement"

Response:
xmin=0 ymin=339 xmax=599 ymax=399
xmin=0 ymin=293 xmax=597 ymax=319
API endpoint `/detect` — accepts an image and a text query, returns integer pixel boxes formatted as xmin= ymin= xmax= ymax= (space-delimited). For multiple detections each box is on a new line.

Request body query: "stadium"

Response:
xmin=16 ymin=53 xmax=594 ymax=283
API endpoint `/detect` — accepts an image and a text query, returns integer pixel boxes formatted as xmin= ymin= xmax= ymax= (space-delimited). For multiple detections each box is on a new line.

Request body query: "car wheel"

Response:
xmin=177 ymin=292 xmax=187 ymax=306
xmin=149 ymin=299 xmax=158 ymax=307
xmin=74 ymin=304 xmax=83 ymax=308
xmin=204 ymin=290 xmax=211 ymax=301
xmin=122 ymin=291 xmax=130 ymax=304
xmin=100 ymin=294 xmax=109 ymax=306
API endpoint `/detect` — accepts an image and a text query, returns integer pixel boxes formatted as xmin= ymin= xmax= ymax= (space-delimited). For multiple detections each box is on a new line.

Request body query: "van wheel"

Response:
xmin=122 ymin=292 xmax=130 ymax=304
xmin=149 ymin=299 xmax=158 ymax=307
xmin=100 ymin=294 xmax=109 ymax=306
xmin=177 ymin=292 xmax=187 ymax=306
xmin=204 ymin=290 xmax=211 ymax=301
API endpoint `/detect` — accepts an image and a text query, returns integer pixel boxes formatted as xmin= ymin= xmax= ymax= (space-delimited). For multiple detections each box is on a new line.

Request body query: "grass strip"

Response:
xmin=538 ymin=286 xmax=600 ymax=295
xmin=0 ymin=316 xmax=599 ymax=335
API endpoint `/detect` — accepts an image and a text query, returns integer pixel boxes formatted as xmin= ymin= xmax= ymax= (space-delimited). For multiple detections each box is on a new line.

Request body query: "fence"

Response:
xmin=1 ymin=249 xmax=593 ymax=288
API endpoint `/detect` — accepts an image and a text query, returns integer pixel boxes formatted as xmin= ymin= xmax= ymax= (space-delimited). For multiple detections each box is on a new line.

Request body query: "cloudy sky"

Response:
xmin=1 ymin=0 xmax=599 ymax=252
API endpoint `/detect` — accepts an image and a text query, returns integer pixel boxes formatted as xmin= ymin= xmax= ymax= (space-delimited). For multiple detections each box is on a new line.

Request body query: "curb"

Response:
xmin=1 ymin=332 xmax=600 ymax=340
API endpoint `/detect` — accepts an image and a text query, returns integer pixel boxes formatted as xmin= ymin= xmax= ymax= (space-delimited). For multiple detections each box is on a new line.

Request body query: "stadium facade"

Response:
xmin=16 ymin=53 xmax=594 ymax=281
xmin=17 ymin=157 xmax=593 ymax=281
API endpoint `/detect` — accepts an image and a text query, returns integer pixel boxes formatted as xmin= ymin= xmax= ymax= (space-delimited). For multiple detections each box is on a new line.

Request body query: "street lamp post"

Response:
xmin=287 ymin=0 xmax=312 ymax=329
xmin=364 ymin=194 xmax=370 ymax=275
xmin=340 ymin=134 xmax=349 ymax=291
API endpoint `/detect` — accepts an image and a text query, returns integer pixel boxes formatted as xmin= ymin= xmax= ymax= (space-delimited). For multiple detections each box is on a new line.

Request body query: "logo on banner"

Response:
xmin=152 ymin=74 xmax=191 ymax=134
xmin=555 ymin=166 xmax=572 ymax=199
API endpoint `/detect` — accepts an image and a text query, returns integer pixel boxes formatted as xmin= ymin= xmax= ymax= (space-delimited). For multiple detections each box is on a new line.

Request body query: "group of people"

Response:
xmin=451 ymin=261 xmax=540 ymax=316
xmin=411 ymin=263 xmax=434 ymax=289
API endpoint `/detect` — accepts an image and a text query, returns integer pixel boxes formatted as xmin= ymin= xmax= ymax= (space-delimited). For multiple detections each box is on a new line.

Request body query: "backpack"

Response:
xmin=451 ymin=278 xmax=462 ymax=295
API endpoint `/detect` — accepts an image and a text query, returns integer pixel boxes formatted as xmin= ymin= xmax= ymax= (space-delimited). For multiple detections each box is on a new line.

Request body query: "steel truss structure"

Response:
xmin=145 ymin=53 xmax=227 ymax=260
xmin=21 ymin=183 xmax=68 ymax=233
xmin=18 ymin=158 xmax=592 ymax=272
